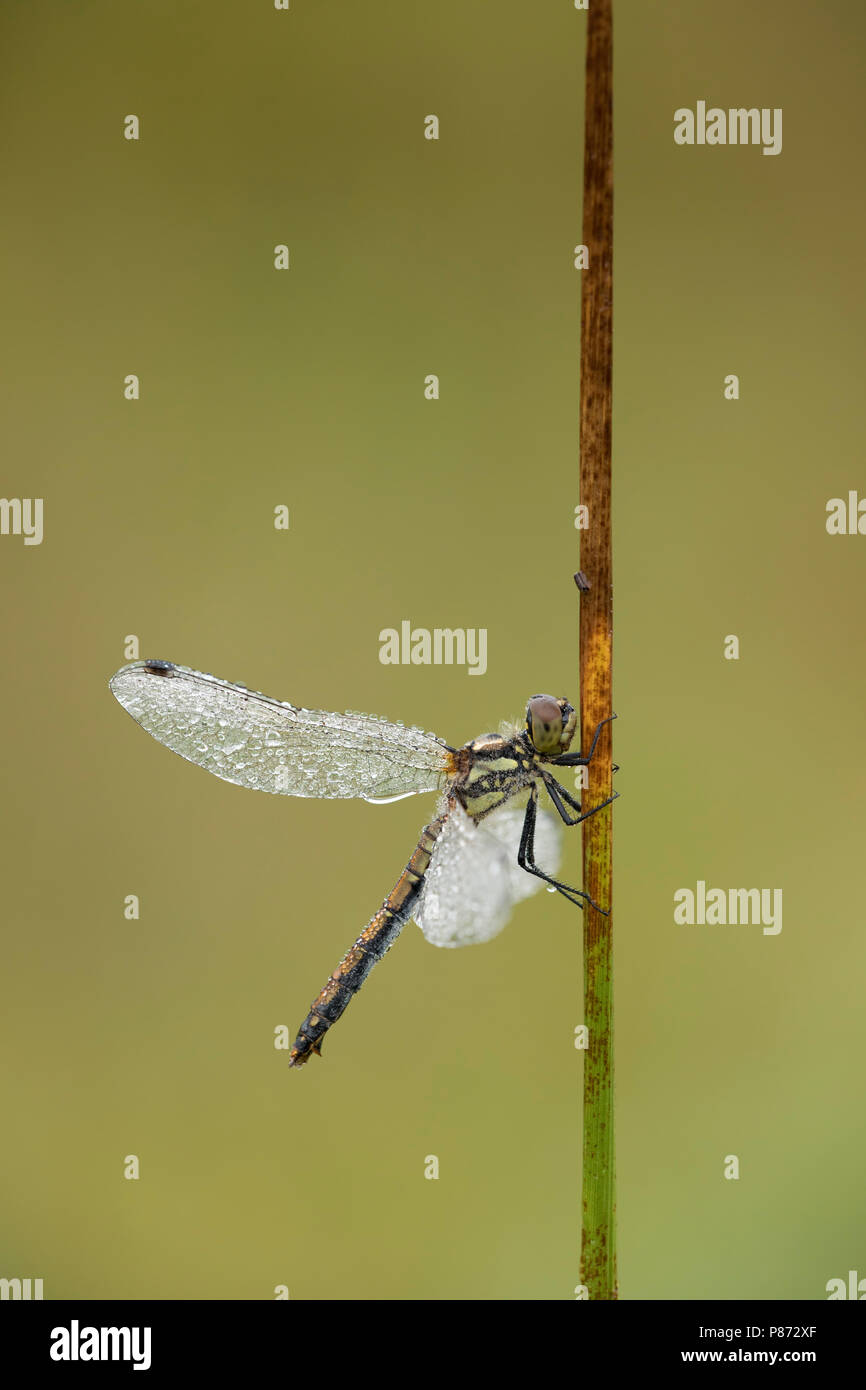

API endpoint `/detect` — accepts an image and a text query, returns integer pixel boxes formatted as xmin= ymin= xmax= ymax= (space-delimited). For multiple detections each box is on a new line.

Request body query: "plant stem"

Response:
xmin=578 ymin=0 xmax=616 ymax=1301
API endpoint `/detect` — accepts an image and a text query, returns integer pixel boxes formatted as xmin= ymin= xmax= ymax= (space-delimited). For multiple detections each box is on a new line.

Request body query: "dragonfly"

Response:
xmin=109 ymin=660 xmax=617 ymax=1067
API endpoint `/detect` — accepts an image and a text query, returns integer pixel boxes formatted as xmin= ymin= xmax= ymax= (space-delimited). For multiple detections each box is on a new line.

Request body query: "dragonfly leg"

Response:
xmin=517 ymin=787 xmax=609 ymax=915
xmin=551 ymin=711 xmax=617 ymax=768
xmin=543 ymin=772 xmax=619 ymax=827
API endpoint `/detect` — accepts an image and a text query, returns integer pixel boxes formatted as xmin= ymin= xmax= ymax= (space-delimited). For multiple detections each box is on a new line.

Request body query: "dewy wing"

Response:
xmin=109 ymin=661 xmax=452 ymax=801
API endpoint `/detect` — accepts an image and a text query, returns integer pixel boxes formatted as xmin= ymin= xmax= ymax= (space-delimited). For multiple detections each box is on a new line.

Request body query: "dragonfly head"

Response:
xmin=525 ymin=695 xmax=576 ymax=755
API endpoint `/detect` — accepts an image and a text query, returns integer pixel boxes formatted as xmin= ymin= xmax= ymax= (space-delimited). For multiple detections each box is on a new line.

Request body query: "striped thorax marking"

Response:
xmin=453 ymin=733 xmax=535 ymax=822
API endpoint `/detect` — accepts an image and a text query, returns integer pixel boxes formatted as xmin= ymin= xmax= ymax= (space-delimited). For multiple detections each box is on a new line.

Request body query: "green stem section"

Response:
xmin=580 ymin=804 xmax=616 ymax=1298
xmin=578 ymin=0 xmax=616 ymax=1300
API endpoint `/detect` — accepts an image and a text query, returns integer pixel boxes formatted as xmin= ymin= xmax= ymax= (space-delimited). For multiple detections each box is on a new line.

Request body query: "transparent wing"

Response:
xmin=415 ymin=800 xmax=561 ymax=947
xmin=109 ymin=661 xmax=452 ymax=800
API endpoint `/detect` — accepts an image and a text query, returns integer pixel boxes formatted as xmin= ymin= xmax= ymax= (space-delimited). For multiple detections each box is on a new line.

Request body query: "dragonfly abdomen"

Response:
xmin=289 ymin=810 xmax=448 ymax=1066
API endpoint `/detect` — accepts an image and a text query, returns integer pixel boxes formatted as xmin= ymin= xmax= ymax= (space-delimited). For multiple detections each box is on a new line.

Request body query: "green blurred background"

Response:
xmin=2 ymin=0 xmax=864 ymax=1300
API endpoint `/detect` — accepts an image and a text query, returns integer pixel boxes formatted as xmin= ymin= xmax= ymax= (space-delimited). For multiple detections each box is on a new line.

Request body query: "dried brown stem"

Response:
xmin=578 ymin=0 xmax=616 ymax=1301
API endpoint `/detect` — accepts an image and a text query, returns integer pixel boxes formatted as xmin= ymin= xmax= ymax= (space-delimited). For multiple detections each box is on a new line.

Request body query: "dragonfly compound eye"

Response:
xmin=526 ymin=695 xmax=564 ymax=754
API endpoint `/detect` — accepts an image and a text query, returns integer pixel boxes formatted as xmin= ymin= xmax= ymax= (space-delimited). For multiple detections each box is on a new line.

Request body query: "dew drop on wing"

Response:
xmin=363 ymin=790 xmax=417 ymax=805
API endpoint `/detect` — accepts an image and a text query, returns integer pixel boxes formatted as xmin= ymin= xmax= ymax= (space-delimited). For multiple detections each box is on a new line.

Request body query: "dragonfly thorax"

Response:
xmin=468 ymin=732 xmax=506 ymax=754
xmin=525 ymin=694 xmax=576 ymax=756
xmin=450 ymin=730 xmax=536 ymax=822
